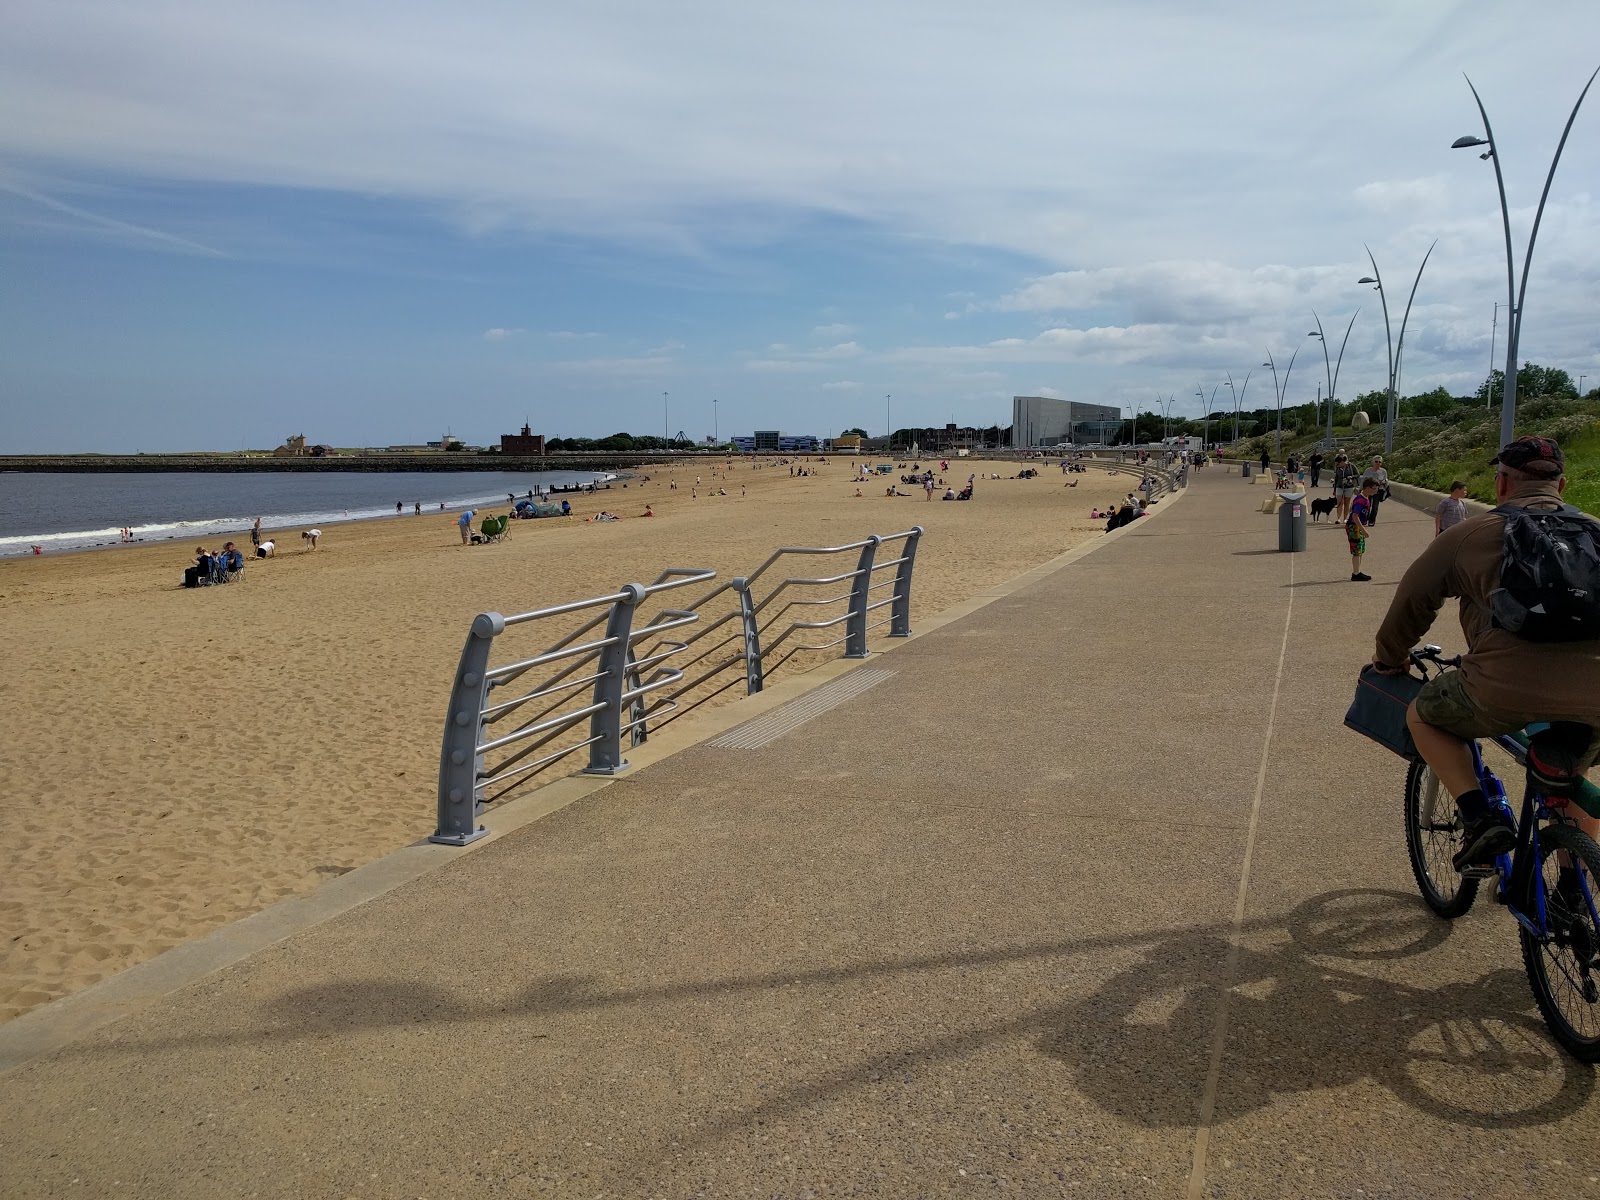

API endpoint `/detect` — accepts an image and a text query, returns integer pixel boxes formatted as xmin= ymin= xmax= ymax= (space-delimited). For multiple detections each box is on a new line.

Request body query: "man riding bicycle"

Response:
xmin=1371 ymin=437 xmax=1600 ymax=871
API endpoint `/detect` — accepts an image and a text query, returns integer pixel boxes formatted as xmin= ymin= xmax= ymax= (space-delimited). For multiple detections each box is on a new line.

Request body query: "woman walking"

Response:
xmin=1332 ymin=453 xmax=1358 ymax=523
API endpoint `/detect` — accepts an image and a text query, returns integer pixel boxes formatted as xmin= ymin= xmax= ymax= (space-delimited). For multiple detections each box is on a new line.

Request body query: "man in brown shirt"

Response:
xmin=1372 ymin=437 xmax=1600 ymax=868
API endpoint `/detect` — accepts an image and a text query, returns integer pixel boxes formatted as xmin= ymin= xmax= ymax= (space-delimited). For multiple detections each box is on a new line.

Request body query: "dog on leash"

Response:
xmin=1309 ymin=495 xmax=1339 ymax=522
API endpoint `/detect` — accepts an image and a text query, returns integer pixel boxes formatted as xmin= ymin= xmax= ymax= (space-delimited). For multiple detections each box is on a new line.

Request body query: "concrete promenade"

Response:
xmin=5 ymin=469 xmax=1600 ymax=1198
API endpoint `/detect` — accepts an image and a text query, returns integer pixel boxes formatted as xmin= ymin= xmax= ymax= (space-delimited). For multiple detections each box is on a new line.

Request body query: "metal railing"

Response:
xmin=432 ymin=527 xmax=923 ymax=845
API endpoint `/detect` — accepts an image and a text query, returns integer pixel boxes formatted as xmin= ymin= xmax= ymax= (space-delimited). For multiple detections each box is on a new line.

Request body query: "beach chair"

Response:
xmin=479 ymin=515 xmax=510 ymax=543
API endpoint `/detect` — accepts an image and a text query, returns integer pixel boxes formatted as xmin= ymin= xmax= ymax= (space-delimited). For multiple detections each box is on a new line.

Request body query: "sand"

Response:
xmin=0 ymin=457 xmax=1138 ymax=1021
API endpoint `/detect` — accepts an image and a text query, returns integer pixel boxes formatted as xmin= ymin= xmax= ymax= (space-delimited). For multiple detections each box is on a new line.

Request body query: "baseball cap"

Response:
xmin=1490 ymin=435 xmax=1565 ymax=476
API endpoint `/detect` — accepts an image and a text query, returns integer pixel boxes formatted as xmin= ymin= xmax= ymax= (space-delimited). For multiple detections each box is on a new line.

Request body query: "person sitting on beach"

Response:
xmin=220 ymin=542 xmax=244 ymax=574
xmin=854 ymin=488 xmax=863 ymax=497
xmin=642 ymin=504 xmax=655 ymax=516
xmin=183 ymin=547 xmax=211 ymax=588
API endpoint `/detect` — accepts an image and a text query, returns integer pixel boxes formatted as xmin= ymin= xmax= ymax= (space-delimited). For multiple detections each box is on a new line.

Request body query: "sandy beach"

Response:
xmin=0 ymin=456 xmax=1141 ymax=1021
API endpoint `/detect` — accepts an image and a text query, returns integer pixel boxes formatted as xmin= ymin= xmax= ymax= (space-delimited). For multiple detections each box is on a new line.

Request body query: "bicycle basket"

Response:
xmin=1343 ymin=666 xmax=1424 ymax=759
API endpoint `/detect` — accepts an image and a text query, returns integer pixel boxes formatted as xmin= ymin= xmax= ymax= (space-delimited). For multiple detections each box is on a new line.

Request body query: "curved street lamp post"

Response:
xmin=1262 ymin=341 xmax=1307 ymax=457
xmin=1309 ymin=309 xmax=1360 ymax=452
xmin=1357 ymin=239 xmax=1437 ymax=455
xmin=1452 ymin=67 xmax=1599 ymax=448
xmin=1223 ymin=370 xmax=1251 ymax=445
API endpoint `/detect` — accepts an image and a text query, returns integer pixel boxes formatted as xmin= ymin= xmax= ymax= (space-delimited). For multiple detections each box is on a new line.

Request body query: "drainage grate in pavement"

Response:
xmin=707 ymin=667 xmax=897 ymax=750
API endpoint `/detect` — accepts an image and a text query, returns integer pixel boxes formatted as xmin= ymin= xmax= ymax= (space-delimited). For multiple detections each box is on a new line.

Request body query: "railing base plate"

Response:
xmin=582 ymin=760 xmax=631 ymax=776
xmin=428 ymin=827 xmax=489 ymax=847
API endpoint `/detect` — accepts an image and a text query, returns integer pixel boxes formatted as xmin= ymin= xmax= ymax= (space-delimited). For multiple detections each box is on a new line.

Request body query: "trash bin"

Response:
xmin=1241 ymin=463 xmax=1252 ymax=480
xmin=1278 ymin=489 xmax=1307 ymax=552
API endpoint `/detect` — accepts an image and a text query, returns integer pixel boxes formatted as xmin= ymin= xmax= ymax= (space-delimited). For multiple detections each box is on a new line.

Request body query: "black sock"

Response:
xmin=1454 ymin=788 xmax=1488 ymax=823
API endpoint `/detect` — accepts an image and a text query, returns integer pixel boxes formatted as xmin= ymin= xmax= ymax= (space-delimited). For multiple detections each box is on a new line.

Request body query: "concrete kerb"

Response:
xmin=0 ymin=488 xmax=1184 ymax=1076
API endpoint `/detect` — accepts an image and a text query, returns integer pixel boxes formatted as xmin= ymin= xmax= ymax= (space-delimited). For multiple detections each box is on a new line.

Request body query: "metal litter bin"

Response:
xmin=1241 ymin=463 xmax=1252 ymax=479
xmin=1278 ymin=490 xmax=1307 ymax=552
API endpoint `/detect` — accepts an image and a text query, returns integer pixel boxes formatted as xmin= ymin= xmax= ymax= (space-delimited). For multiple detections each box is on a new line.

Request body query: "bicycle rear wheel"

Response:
xmin=1519 ymin=821 xmax=1600 ymax=1062
xmin=1404 ymin=759 xmax=1478 ymax=918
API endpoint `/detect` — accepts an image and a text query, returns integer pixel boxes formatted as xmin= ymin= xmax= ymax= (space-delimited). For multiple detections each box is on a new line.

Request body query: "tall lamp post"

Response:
xmin=1155 ymin=392 xmax=1175 ymax=442
xmin=713 ymin=397 xmax=719 ymax=445
xmin=662 ymin=391 xmax=669 ymax=447
xmin=1261 ymin=340 xmax=1307 ymax=457
xmin=1357 ymin=240 xmax=1436 ymax=455
xmin=885 ymin=394 xmax=891 ymax=452
xmin=1309 ymin=309 xmax=1359 ymax=451
xmin=1452 ymin=67 xmax=1599 ymax=448
xmin=1223 ymin=370 xmax=1251 ymax=445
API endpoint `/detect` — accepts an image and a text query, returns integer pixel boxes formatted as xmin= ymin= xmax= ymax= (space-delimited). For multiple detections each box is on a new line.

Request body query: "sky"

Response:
xmin=2 ymin=0 xmax=1599 ymax=452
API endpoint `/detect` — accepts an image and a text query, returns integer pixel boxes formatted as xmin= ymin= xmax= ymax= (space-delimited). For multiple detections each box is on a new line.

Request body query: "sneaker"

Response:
xmin=1351 ymin=572 xmax=1372 ymax=582
xmin=1452 ymin=812 xmax=1517 ymax=872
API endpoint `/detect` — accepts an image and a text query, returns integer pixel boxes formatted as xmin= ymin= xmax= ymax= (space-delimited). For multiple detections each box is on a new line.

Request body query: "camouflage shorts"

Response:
xmin=1414 ymin=669 xmax=1600 ymax=769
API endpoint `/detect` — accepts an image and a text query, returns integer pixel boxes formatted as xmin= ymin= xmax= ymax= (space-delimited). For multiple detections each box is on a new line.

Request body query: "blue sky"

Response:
xmin=3 ymin=0 xmax=1599 ymax=452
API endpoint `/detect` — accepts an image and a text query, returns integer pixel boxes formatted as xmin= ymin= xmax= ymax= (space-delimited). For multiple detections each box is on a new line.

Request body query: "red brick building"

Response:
xmin=500 ymin=424 xmax=545 ymax=456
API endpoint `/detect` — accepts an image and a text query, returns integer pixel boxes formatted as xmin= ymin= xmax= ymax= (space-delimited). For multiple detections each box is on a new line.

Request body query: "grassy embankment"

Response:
xmin=1221 ymin=395 xmax=1600 ymax=515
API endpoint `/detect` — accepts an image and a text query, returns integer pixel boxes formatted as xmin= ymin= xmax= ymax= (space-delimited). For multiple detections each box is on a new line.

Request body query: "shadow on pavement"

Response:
xmin=1045 ymin=888 xmax=1592 ymax=1130
xmin=79 ymin=890 xmax=1593 ymax=1138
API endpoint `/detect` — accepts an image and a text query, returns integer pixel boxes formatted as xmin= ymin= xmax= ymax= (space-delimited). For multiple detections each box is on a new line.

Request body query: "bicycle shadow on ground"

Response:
xmin=1040 ymin=888 xmax=1594 ymax=1129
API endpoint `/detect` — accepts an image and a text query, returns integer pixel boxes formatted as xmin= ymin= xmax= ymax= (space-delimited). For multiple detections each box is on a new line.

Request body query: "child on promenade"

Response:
xmin=1347 ymin=478 xmax=1380 ymax=581
xmin=1434 ymin=481 xmax=1469 ymax=536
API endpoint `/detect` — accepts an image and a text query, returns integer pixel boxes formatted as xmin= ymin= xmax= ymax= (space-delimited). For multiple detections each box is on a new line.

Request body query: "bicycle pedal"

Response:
xmin=1460 ymin=865 xmax=1499 ymax=881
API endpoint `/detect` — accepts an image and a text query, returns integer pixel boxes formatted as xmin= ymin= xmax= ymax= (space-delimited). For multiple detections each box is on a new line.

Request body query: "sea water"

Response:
xmin=0 ymin=470 xmax=619 ymax=557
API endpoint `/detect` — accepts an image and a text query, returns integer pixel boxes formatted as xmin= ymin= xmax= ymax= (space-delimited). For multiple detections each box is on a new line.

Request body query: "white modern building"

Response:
xmin=1011 ymin=396 xmax=1123 ymax=447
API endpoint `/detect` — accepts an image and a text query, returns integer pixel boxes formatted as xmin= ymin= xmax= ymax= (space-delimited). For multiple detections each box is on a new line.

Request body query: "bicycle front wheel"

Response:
xmin=1404 ymin=758 xmax=1478 ymax=918
xmin=1519 ymin=821 xmax=1600 ymax=1062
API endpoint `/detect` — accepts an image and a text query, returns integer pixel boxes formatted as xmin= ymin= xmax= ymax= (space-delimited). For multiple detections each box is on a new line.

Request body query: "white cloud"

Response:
xmin=546 ymin=329 xmax=599 ymax=339
xmin=823 ymin=379 xmax=862 ymax=390
xmin=813 ymin=323 xmax=853 ymax=337
xmin=944 ymin=311 xmax=960 ymax=320
xmin=481 ymin=327 xmax=524 ymax=341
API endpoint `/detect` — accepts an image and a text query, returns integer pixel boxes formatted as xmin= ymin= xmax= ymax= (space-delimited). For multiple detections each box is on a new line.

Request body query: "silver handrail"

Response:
xmin=433 ymin=530 xmax=924 ymax=845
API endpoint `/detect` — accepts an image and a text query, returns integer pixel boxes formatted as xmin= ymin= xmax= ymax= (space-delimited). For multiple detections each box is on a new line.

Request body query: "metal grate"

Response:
xmin=707 ymin=668 xmax=896 ymax=750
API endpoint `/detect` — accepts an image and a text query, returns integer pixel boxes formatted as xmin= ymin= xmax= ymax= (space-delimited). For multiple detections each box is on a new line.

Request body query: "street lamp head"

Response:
xmin=1451 ymin=135 xmax=1489 ymax=149
xmin=1261 ymin=361 xmax=1271 ymax=368
xmin=1357 ymin=276 xmax=1378 ymax=286
xmin=1307 ymin=331 xmax=1322 ymax=338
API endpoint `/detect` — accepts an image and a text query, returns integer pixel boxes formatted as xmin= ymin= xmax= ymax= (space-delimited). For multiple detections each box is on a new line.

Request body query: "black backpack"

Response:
xmin=1488 ymin=502 xmax=1600 ymax=642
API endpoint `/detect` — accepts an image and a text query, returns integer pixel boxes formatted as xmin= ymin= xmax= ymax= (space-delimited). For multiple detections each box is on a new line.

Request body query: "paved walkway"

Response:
xmin=6 ymin=471 xmax=1600 ymax=1199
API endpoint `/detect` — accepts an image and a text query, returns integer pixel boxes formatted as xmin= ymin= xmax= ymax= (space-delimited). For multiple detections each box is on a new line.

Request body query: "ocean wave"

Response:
xmin=0 ymin=477 xmax=617 ymax=557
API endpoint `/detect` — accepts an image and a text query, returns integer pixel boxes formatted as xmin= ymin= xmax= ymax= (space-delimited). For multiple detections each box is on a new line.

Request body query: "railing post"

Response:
xmin=890 ymin=527 xmax=921 ymax=637
xmin=431 ymin=611 xmax=503 ymax=846
xmin=626 ymin=646 xmax=648 ymax=748
xmin=585 ymin=583 xmax=645 ymax=774
xmin=844 ymin=535 xmax=881 ymax=659
xmin=735 ymin=576 xmax=764 ymax=694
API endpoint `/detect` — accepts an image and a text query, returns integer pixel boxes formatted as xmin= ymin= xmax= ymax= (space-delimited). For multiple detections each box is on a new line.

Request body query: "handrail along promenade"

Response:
xmin=433 ymin=527 xmax=923 ymax=845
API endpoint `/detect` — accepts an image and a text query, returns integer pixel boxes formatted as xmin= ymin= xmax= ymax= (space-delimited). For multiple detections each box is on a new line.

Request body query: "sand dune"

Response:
xmin=0 ymin=457 xmax=1135 ymax=1020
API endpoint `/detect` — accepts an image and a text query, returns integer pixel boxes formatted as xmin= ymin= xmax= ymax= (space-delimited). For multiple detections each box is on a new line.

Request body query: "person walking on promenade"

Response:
xmin=1347 ymin=478 xmax=1379 ymax=581
xmin=1362 ymin=455 xmax=1389 ymax=525
xmin=1368 ymin=437 xmax=1600 ymax=870
xmin=1434 ymin=481 xmax=1469 ymax=537
xmin=1309 ymin=450 xmax=1325 ymax=489
xmin=1259 ymin=448 xmax=1270 ymax=476
xmin=1332 ymin=453 xmax=1358 ymax=523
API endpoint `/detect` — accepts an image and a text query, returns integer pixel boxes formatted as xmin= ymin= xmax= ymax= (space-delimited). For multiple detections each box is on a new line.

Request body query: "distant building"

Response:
xmin=731 ymin=432 xmax=820 ymax=453
xmin=830 ymin=433 xmax=863 ymax=452
xmin=1011 ymin=396 xmax=1122 ymax=447
xmin=500 ymin=424 xmax=545 ymax=456
xmin=273 ymin=434 xmax=310 ymax=458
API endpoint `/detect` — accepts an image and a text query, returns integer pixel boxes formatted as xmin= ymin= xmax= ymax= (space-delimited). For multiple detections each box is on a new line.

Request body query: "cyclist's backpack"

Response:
xmin=1488 ymin=502 xmax=1600 ymax=642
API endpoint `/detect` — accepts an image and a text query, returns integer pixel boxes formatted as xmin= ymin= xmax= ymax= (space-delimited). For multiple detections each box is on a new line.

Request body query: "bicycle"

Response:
xmin=1402 ymin=644 xmax=1600 ymax=1060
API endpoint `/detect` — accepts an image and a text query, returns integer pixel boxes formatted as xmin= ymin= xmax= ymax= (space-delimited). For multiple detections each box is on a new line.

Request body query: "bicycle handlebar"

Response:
xmin=1408 ymin=644 xmax=1462 ymax=672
